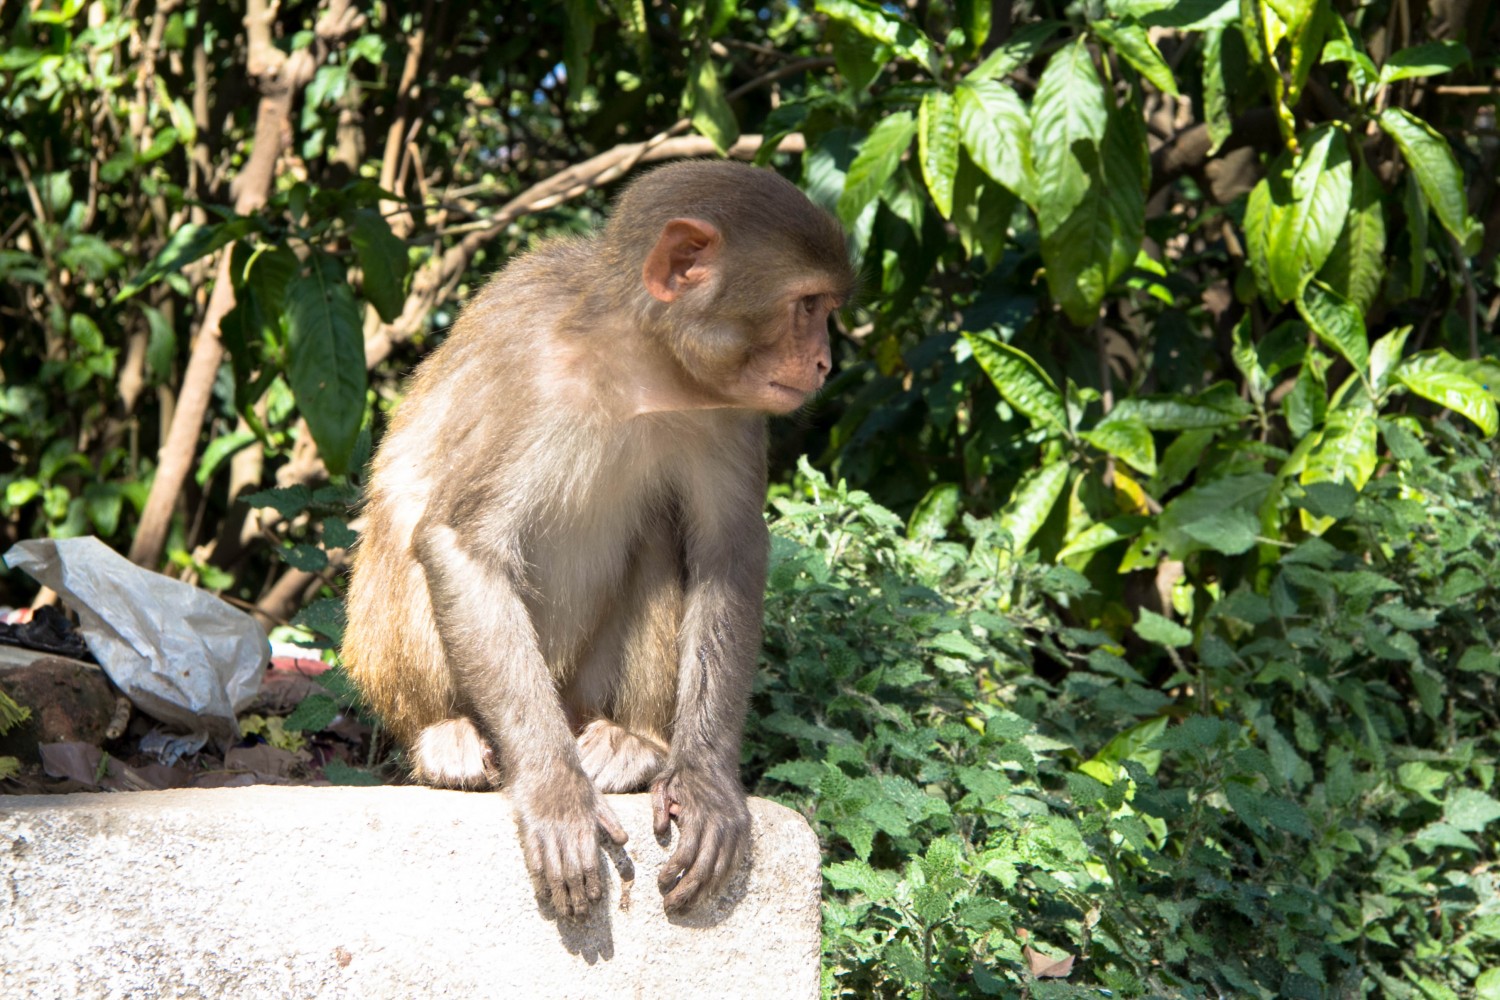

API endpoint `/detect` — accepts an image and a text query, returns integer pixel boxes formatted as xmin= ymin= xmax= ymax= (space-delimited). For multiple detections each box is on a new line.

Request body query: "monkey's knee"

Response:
xmin=412 ymin=717 xmax=498 ymax=790
xmin=576 ymin=719 xmax=668 ymax=793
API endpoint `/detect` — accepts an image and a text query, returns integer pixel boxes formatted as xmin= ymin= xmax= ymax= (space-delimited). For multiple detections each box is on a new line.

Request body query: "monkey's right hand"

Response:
xmin=513 ymin=772 xmax=629 ymax=919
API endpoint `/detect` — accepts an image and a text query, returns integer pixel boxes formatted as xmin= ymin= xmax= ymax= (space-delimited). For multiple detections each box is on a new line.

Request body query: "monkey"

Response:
xmin=341 ymin=160 xmax=855 ymax=918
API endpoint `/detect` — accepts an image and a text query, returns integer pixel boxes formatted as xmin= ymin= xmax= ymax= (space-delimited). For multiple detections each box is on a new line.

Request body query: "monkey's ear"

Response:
xmin=642 ymin=218 xmax=722 ymax=302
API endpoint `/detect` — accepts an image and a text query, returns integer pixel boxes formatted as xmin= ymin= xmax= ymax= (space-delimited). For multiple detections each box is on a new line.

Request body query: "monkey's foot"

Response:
xmin=576 ymin=720 xmax=668 ymax=793
xmin=413 ymin=717 xmax=498 ymax=790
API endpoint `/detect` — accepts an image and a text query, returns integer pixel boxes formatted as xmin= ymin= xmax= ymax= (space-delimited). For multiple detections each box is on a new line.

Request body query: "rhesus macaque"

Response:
xmin=343 ymin=160 xmax=854 ymax=917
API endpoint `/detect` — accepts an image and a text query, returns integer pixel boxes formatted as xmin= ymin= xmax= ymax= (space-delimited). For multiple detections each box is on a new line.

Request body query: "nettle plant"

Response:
xmin=773 ymin=0 xmax=1498 ymax=627
xmin=754 ymin=443 xmax=1500 ymax=998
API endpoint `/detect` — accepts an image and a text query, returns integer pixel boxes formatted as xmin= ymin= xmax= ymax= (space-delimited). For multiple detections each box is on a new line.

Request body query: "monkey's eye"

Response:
xmin=798 ymin=295 xmax=820 ymax=316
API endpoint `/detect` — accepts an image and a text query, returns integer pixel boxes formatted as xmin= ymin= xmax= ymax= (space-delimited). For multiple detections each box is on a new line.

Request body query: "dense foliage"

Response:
xmin=3 ymin=0 xmax=1499 ymax=996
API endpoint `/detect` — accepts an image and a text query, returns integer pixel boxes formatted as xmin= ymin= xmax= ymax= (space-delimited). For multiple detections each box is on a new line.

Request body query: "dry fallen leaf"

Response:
xmin=1024 ymin=945 xmax=1076 ymax=979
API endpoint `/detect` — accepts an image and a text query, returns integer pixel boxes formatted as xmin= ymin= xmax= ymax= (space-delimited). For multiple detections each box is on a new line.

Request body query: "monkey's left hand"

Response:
xmin=651 ymin=765 xmax=751 ymax=913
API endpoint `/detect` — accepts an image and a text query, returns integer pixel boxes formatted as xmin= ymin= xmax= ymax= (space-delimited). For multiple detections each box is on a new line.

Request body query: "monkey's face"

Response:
xmin=732 ymin=288 xmax=838 ymax=414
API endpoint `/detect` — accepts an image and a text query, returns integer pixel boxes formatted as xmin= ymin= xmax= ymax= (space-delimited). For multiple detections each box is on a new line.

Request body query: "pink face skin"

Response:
xmin=751 ymin=291 xmax=838 ymax=414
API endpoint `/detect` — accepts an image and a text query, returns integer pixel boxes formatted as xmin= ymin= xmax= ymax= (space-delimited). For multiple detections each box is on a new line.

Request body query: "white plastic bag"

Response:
xmin=4 ymin=537 xmax=267 ymax=742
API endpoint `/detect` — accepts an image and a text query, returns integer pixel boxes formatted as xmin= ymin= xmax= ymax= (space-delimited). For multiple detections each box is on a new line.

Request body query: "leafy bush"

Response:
xmin=753 ymin=441 xmax=1500 ymax=998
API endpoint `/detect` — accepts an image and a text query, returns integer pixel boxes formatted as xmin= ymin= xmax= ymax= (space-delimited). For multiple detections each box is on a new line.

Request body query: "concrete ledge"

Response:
xmin=0 ymin=787 xmax=822 ymax=999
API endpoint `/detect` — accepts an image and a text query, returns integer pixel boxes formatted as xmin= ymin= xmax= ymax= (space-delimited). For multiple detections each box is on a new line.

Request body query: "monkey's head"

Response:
xmin=605 ymin=160 xmax=856 ymax=415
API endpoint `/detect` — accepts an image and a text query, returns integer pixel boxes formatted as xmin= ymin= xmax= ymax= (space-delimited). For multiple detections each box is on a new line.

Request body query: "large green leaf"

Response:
xmin=1303 ymin=405 xmax=1378 ymax=491
xmin=964 ymin=332 xmax=1067 ymax=432
xmin=687 ymin=56 xmax=739 ymax=153
xmin=1247 ymin=126 xmax=1352 ymax=303
xmin=999 ymin=462 xmax=1070 ymax=553
xmin=1378 ymin=107 xmax=1471 ymax=244
xmin=1030 ymin=39 xmax=1108 ymax=228
xmin=1379 ymin=41 xmax=1468 ymax=84
xmin=348 ymin=208 xmax=409 ymax=324
xmin=1393 ymin=355 xmax=1499 ymax=436
xmin=1103 ymin=394 xmax=1246 ymax=430
xmin=951 ymin=152 xmax=1015 ymax=267
xmin=1159 ymin=472 xmax=1274 ymax=556
xmin=1318 ymin=160 xmax=1385 ymax=314
xmin=114 ymin=218 xmax=257 ymax=302
xmin=1038 ymin=97 xmax=1147 ymax=325
xmin=1081 ymin=419 xmax=1157 ymax=476
xmin=1092 ymin=18 xmax=1178 ymax=94
xmin=817 ymin=0 xmax=936 ymax=73
xmin=221 ymin=243 xmax=298 ymax=418
xmin=918 ymin=89 xmax=961 ymax=219
xmin=965 ymin=20 xmax=1064 ymax=81
xmin=957 ymin=80 xmax=1034 ymax=202
xmin=1296 ymin=279 xmax=1368 ymax=375
xmin=1368 ymin=325 xmax=1412 ymax=394
xmin=1056 ymin=515 xmax=1151 ymax=561
xmin=286 ymin=251 xmax=368 ymax=475
xmin=838 ymin=112 xmax=917 ymax=226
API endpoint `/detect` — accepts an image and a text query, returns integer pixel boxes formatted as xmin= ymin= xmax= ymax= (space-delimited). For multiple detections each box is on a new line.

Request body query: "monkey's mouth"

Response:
xmin=768 ymin=380 xmax=817 ymax=399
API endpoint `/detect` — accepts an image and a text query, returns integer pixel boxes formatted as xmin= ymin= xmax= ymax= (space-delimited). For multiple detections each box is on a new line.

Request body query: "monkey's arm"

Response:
xmin=653 ymin=466 xmax=768 ymax=913
xmin=415 ymin=523 xmax=628 ymax=918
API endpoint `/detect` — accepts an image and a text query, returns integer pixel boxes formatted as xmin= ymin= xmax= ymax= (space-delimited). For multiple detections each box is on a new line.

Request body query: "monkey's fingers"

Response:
xmin=651 ymin=781 xmax=675 ymax=839
xmin=595 ymin=798 xmax=629 ymax=846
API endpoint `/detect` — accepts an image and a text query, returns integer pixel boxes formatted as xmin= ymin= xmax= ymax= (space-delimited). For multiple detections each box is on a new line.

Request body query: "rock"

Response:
xmin=0 ymin=787 xmax=822 ymax=999
xmin=0 ymin=650 xmax=115 ymax=760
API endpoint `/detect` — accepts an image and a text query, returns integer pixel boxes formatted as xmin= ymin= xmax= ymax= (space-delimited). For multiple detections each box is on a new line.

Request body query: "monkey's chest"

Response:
xmin=515 ymin=432 xmax=680 ymax=659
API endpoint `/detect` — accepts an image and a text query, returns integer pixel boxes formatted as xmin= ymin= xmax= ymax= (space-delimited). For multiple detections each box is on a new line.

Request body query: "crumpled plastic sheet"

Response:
xmin=4 ymin=536 xmax=267 ymax=743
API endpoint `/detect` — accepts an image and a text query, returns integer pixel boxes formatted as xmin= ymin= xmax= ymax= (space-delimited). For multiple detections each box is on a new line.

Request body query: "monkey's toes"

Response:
xmin=412 ymin=717 xmax=496 ymax=788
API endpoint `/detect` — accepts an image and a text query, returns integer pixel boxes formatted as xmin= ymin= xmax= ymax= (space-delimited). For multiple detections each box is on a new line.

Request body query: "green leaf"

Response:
xmin=1092 ymin=18 xmax=1179 ymax=94
xmin=1101 ymin=394 xmax=1245 ymax=430
xmin=1201 ymin=27 xmax=1232 ymax=154
xmin=1248 ymin=126 xmax=1352 ymax=303
xmin=1136 ymin=608 xmax=1192 ymax=647
xmin=908 ymin=483 xmax=961 ymax=541
xmin=919 ymin=90 xmax=961 ymax=219
xmin=825 ymin=859 xmax=897 ymax=900
xmin=817 ymin=0 xmax=936 ymax=73
xmin=838 ymin=112 xmax=916 ymax=226
xmin=1057 ymin=515 xmax=1150 ymax=560
xmin=998 ymin=462 xmax=1069 ymax=553
xmin=1392 ymin=366 xmax=1498 ymax=436
xmin=832 ymin=23 xmax=893 ymax=92
xmin=114 ymin=219 xmax=256 ymax=302
xmin=957 ymin=80 xmax=1034 ymax=202
xmin=1291 ymin=480 xmax=1356 ymax=519
xmin=1031 ymin=39 xmax=1109 ymax=227
xmin=1378 ymin=108 xmax=1470 ymax=244
xmin=611 ymin=0 xmax=650 ymax=62
xmin=965 ymin=20 xmax=1064 ymax=81
xmin=285 ymin=252 xmax=368 ymax=475
xmin=951 ymin=152 xmax=1015 ymax=267
xmin=195 ymin=429 xmax=257 ymax=487
xmin=1303 ymin=406 xmax=1378 ymax=491
xmin=1038 ymin=94 xmax=1147 ymax=325
xmin=1318 ymin=160 xmax=1385 ymax=314
xmin=1159 ymin=472 xmax=1274 ymax=556
xmin=687 ymin=56 xmax=739 ymax=153
xmin=1296 ymin=280 xmax=1368 ymax=375
xmin=348 ymin=209 xmax=408 ymax=323
xmin=323 ymin=759 xmax=382 ymax=786
xmin=284 ymin=693 xmax=340 ymax=733
xmin=964 ymin=333 xmax=1067 ymax=431
xmin=1440 ymin=791 xmax=1500 ymax=839
xmin=1081 ymin=419 xmax=1157 ymax=476
xmin=1379 ymin=40 xmax=1468 ymax=84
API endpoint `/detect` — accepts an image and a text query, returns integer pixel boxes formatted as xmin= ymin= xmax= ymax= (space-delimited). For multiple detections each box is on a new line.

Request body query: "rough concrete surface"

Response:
xmin=0 ymin=787 xmax=822 ymax=999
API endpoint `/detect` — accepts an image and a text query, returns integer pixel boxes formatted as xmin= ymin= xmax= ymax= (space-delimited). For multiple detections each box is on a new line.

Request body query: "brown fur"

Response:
xmin=342 ymin=160 xmax=853 ymax=917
